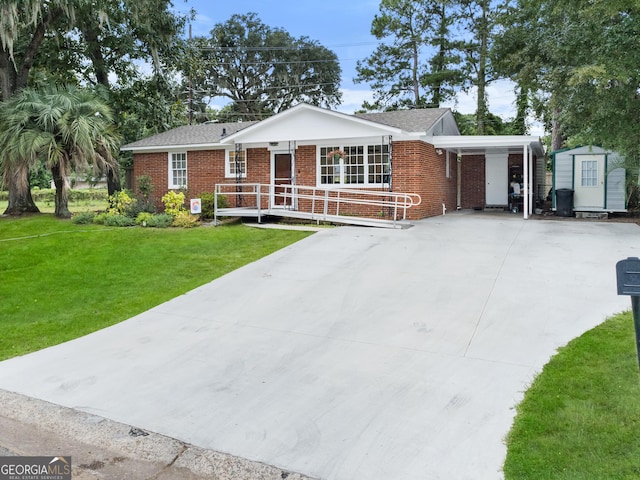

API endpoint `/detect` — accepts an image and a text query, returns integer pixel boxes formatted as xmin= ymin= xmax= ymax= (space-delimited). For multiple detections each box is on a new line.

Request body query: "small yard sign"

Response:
xmin=190 ymin=198 xmax=201 ymax=214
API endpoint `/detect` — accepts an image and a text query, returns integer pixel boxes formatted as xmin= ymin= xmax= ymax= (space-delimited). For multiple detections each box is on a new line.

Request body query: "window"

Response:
xmin=319 ymin=144 xmax=390 ymax=187
xmin=226 ymin=149 xmax=247 ymax=178
xmin=344 ymin=146 xmax=365 ymax=184
xmin=368 ymin=145 xmax=390 ymax=184
xmin=169 ymin=152 xmax=187 ymax=188
xmin=581 ymin=160 xmax=598 ymax=187
xmin=320 ymin=146 xmax=341 ymax=184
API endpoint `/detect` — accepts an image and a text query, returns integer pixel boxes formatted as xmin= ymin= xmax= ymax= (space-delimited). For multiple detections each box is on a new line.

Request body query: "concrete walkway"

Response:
xmin=0 ymin=213 xmax=638 ymax=479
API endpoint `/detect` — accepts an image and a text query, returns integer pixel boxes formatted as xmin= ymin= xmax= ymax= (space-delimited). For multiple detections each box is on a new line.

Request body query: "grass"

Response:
xmin=0 ymin=215 xmax=312 ymax=361
xmin=504 ymin=311 xmax=640 ymax=479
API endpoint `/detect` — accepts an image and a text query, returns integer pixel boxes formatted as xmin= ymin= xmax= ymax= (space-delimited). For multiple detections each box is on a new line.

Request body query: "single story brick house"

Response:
xmin=122 ymin=103 xmax=545 ymax=220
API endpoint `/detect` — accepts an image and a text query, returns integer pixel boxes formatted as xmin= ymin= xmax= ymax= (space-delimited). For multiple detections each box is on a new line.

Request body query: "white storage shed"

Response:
xmin=552 ymin=146 xmax=626 ymax=213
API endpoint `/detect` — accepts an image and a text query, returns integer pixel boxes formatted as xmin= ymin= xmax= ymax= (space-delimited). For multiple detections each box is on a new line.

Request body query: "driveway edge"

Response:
xmin=0 ymin=389 xmax=316 ymax=480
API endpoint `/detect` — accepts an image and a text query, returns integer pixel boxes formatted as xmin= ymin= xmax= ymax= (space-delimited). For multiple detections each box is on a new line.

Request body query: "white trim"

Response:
xmin=168 ymin=151 xmax=187 ymax=189
xmin=225 ymin=149 xmax=247 ymax=179
xmin=429 ymin=135 xmax=546 ymax=158
xmin=316 ymin=143 xmax=390 ymax=189
xmin=221 ymin=103 xmax=405 ymax=145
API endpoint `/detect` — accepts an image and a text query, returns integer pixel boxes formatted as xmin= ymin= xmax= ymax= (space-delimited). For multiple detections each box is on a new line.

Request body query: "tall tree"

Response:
xmin=0 ymin=85 xmax=120 ymax=218
xmin=0 ymin=0 xmax=75 ymax=214
xmin=355 ymin=0 xmax=463 ymax=111
xmin=458 ymin=0 xmax=498 ymax=134
xmin=190 ymin=13 xmax=341 ymax=121
xmin=494 ymin=0 xmax=640 ymax=156
xmin=0 ymin=0 xmax=188 ymax=212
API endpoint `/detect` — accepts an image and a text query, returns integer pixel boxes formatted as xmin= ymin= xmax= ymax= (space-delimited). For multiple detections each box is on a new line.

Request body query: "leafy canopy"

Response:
xmin=187 ymin=12 xmax=342 ymax=121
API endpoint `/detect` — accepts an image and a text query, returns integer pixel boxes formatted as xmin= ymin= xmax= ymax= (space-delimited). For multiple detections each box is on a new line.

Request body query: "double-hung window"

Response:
xmin=319 ymin=144 xmax=390 ymax=187
xmin=169 ymin=152 xmax=187 ymax=189
xmin=226 ymin=149 xmax=247 ymax=178
xmin=581 ymin=160 xmax=598 ymax=187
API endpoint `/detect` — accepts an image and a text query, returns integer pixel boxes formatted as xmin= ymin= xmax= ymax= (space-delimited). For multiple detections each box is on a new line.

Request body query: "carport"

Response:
xmin=429 ymin=135 xmax=546 ymax=219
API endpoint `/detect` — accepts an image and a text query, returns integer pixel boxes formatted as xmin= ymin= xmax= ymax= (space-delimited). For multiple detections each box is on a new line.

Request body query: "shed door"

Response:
xmin=485 ymin=152 xmax=508 ymax=206
xmin=573 ymin=154 xmax=605 ymax=209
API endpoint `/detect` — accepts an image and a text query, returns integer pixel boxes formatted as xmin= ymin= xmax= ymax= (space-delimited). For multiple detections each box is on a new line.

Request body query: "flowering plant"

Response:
xmin=326 ymin=149 xmax=346 ymax=161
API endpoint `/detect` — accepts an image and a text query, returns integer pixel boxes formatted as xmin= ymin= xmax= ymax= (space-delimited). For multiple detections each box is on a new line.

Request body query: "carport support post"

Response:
xmin=616 ymin=257 xmax=640 ymax=372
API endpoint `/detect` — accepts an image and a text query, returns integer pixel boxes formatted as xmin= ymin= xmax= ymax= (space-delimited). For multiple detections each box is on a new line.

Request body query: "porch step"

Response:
xmin=575 ymin=211 xmax=608 ymax=220
xmin=484 ymin=205 xmax=506 ymax=212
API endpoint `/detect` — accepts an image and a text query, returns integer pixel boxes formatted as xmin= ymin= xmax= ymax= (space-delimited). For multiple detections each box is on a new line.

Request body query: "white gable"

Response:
xmin=221 ymin=104 xmax=404 ymax=145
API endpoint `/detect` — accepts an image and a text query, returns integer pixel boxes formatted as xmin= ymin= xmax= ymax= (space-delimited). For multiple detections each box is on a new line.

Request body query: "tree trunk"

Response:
xmin=3 ymin=165 xmax=40 ymax=215
xmin=51 ymin=164 xmax=71 ymax=218
xmin=551 ymin=106 xmax=564 ymax=152
xmin=475 ymin=1 xmax=490 ymax=135
xmin=107 ymin=165 xmax=121 ymax=196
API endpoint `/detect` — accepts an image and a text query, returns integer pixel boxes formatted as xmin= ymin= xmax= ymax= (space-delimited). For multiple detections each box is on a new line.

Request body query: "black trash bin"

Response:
xmin=555 ymin=188 xmax=574 ymax=217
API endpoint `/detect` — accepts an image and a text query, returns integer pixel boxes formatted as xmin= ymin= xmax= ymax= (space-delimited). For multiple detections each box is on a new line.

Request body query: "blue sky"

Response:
xmin=176 ymin=0 xmax=536 ymax=133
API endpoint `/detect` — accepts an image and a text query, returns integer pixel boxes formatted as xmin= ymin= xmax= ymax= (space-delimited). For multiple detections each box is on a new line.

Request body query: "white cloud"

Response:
xmin=336 ymin=88 xmax=375 ymax=114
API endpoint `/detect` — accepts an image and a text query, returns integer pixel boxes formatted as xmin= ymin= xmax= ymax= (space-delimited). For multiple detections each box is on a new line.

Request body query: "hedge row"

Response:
xmin=0 ymin=188 xmax=109 ymax=203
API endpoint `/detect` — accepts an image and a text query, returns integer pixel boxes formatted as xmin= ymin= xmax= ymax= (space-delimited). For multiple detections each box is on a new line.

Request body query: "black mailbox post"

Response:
xmin=616 ymin=257 xmax=640 ymax=370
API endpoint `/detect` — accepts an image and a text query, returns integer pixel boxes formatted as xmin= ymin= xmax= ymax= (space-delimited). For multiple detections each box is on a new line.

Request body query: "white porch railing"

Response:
xmin=214 ymin=183 xmax=421 ymax=228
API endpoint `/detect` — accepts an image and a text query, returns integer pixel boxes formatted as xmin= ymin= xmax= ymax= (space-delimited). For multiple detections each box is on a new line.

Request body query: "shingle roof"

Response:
xmin=122 ymin=107 xmax=451 ymax=150
xmin=355 ymin=108 xmax=450 ymax=132
xmin=121 ymin=121 xmax=258 ymax=149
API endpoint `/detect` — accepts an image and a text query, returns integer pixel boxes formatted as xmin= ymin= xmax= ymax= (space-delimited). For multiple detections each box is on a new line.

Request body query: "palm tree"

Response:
xmin=0 ymin=85 xmax=121 ymax=217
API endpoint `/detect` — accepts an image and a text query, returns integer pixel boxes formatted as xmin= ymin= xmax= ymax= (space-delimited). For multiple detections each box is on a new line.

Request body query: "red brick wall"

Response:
xmin=392 ymin=142 xmax=458 ymax=219
xmin=133 ymin=141 xmax=459 ymax=219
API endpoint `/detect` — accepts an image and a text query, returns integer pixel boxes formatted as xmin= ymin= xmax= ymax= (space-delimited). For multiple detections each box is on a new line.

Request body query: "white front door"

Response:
xmin=485 ymin=152 xmax=508 ymax=205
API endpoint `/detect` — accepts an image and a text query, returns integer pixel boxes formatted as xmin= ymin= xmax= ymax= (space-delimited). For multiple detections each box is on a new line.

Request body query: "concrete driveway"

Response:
xmin=0 ymin=213 xmax=637 ymax=479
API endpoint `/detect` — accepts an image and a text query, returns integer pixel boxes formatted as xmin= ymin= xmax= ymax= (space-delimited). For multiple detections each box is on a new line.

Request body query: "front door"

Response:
xmin=485 ymin=152 xmax=509 ymax=206
xmin=273 ymin=153 xmax=293 ymax=206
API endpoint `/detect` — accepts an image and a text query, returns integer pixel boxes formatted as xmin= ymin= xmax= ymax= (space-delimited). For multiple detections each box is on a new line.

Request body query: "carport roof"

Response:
xmin=429 ymin=135 xmax=546 ymax=157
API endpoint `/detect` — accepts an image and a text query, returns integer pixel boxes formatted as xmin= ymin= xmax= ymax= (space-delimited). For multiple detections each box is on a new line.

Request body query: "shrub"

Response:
xmin=137 ymin=175 xmax=154 ymax=200
xmin=108 ymin=190 xmax=136 ymax=216
xmin=172 ymin=212 xmax=200 ymax=228
xmin=128 ymin=199 xmax=157 ymax=217
xmin=103 ymin=214 xmax=136 ymax=227
xmin=200 ymin=192 xmax=228 ymax=219
xmin=72 ymin=211 xmax=95 ymax=224
xmin=93 ymin=212 xmax=108 ymax=225
xmin=162 ymin=190 xmax=185 ymax=217
xmin=135 ymin=212 xmax=153 ymax=226
xmin=133 ymin=175 xmax=157 ymax=215
xmin=146 ymin=213 xmax=174 ymax=228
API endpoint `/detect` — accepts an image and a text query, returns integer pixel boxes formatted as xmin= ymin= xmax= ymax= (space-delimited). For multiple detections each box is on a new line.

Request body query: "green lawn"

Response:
xmin=504 ymin=311 xmax=640 ymax=479
xmin=0 ymin=215 xmax=312 ymax=361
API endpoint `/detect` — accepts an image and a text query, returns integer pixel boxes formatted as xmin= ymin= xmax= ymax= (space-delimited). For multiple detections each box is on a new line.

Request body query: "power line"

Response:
xmin=196 ymin=41 xmax=379 ymax=52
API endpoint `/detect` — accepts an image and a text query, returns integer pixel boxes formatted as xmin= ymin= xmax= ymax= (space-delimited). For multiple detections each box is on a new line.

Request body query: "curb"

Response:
xmin=0 ymin=390 xmax=316 ymax=480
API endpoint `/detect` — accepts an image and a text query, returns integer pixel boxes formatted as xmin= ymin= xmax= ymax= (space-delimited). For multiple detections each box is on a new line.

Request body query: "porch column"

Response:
xmin=523 ymin=144 xmax=529 ymax=219
xmin=528 ymin=146 xmax=534 ymax=216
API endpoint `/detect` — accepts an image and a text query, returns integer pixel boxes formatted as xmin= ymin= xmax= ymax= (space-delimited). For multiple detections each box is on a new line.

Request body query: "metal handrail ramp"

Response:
xmin=214 ymin=183 xmax=421 ymax=229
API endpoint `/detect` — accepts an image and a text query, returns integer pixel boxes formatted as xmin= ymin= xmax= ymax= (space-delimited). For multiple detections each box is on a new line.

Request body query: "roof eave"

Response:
xmin=121 ymin=142 xmax=228 ymax=153
xmin=429 ymin=135 xmax=546 ymax=157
